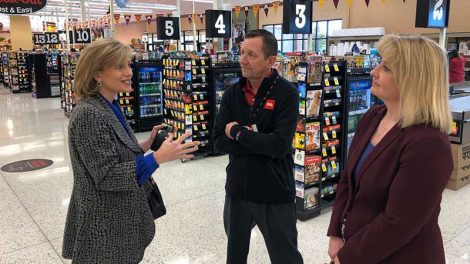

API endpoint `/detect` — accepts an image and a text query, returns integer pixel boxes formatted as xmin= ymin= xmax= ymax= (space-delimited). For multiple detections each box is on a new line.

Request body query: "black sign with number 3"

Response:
xmin=205 ymin=10 xmax=231 ymax=38
xmin=282 ymin=0 xmax=312 ymax=34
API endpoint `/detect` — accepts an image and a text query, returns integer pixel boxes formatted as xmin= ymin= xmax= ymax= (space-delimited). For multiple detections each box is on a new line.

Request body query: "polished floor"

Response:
xmin=0 ymin=86 xmax=469 ymax=264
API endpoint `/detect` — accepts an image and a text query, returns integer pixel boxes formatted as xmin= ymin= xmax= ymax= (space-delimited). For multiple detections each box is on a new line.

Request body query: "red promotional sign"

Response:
xmin=0 ymin=0 xmax=48 ymax=15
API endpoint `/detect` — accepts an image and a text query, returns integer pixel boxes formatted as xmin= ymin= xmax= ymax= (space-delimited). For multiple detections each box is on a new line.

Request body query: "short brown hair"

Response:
xmin=74 ymin=38 xmax=131 ymax=99
xmin=245 ymin=29 xmax=278 ymax=58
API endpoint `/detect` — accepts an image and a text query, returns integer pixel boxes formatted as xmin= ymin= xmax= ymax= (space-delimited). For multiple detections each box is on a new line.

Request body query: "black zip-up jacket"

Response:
xmin=213 ymin=69 xmax=299 ymax=203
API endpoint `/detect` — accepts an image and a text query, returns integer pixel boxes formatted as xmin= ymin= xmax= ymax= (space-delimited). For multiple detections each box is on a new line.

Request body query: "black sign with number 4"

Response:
xmin=33 ymin=33 xmax=60 ymax=45
xmin=282 ymin=0 xmax=312 ymax=34
xmin=68 ymin=29 xmax=92 ymax=44
xmin=205 ymin=10 xmax=231 ymax=38
xmin=156 ymin=17 xmax=180 ymax=40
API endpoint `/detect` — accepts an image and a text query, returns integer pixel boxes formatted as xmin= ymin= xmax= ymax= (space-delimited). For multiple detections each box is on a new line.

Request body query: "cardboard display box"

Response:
xmin=447 ymin=142 xmax=470 ymax=190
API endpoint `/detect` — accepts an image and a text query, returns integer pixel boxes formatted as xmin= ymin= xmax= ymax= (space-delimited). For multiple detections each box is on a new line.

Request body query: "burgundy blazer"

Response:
xmin=327 ymin=105 xmax=453 ymax=264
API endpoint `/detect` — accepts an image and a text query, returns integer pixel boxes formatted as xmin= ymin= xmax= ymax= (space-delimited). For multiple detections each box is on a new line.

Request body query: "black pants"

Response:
xmin=223 ymin=195 xmax=304 ymax=264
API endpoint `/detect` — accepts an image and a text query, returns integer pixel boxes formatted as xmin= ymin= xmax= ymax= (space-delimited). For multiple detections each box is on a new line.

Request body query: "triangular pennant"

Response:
xmin=192 ymin=13 xmax=197 ymax=24
xmin=382 ymin=0 xmax=386 ymax=3
xmin=346 ymin=0 xmax=353 ymax=7
xmin=114 ymin=14 xmax=120 ymax=24
xmin=333 ymin=0 xmax=340 ymax=8
xmin=273 ymin=1 xmax=280 ymax=15
xmin=145 ymin=15 xmax=152 ymax=25
xmin=244 ymin=6 xmax=249 ymax=18
xmin=252 ymin=4 xmax=259 ymax=18
xmin=188 ymin=14 xmax=192 ymax=24
xmin=365 ymin=0 xmax=370 ymax=6
xmin=199 ymin=14 xmax=204 ymax=24
xmin=403 ymin=0 xmax=405 ymax=2
xmin=134 ymin=14 xmax=142 ymax=21
xmin=124 ymin=15 xmax=131 ymax=25
xmin=235 ymin=6 xmax=241 ymax=18
xmin=263 ymin=4 xmax=269 ymax=16
xmin=319 ymin=0 xmax=325 ymax=8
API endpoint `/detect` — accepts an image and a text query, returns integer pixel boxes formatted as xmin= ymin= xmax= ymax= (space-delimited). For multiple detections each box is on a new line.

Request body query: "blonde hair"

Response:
xmin=74 ymin=38 xmax=132 ymax=99
xmin=377 ymin=34 xmax=452 ymax=134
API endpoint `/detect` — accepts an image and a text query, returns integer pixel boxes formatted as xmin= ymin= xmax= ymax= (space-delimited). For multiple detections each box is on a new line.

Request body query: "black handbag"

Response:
xmin=145 ymin=177 xmax=166 ymax=219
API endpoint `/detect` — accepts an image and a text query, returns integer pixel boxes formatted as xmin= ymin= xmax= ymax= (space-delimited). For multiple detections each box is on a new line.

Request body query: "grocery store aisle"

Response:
xmin=0 ymin=85 xmax=469 ymax=264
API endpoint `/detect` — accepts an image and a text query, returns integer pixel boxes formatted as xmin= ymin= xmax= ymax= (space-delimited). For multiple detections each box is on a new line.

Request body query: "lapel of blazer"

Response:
xmin=84 ymin=95 xmax=142 ymax=154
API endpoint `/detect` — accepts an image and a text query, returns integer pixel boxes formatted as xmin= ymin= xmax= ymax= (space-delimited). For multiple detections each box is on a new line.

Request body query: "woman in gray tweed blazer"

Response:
xmin=62 ymin=38 xmax=200 ymax=263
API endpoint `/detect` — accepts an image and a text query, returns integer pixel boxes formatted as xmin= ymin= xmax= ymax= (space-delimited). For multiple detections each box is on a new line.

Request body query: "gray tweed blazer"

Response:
xmin=62 ymin=95 xmax=155 ymax=263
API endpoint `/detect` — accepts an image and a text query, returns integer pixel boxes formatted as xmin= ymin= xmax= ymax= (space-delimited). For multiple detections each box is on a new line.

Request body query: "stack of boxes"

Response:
xmin=448 ymin=143 xmax=470 ymax=190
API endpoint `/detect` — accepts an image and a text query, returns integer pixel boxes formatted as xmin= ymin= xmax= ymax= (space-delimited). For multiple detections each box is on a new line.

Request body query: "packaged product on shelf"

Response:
xmin=296 ymin=118 xmax=305 ymax=132
xmin=298 ymin=82 xmax=307 ymax=99
xmin=306 ymin=90 xmax=322 ymax=118
xmin=304 ymin=187 xmax=319 ymax=208
xmin=306 ymin=56 xmax=323 ymax=84
xmin=294 ymin=132 xmax=305 ymax=149
xmin=305 ymin=155 xmax=321 ymax=184
xmin=294 ymin=165 xmax=305 ymax=183
xmin=305 ymin=122 xmax=321 ymax=151
xmin=299 ymin=99 xmax=306 ymax=115
xmin=294 ymin=149 xmax=306 ymax=166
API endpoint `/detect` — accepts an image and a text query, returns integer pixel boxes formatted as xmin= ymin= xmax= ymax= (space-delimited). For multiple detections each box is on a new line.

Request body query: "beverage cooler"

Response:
xmin=131 ymin=61 xmax=163 ymax=132
xmin=210 ymin=64 xmax=242 ymax=154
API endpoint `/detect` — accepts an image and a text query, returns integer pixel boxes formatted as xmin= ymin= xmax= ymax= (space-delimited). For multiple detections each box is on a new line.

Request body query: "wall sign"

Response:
xmin=415 ymin=0 xmax=450 ymax=28
xmin=68 ymin=29 xmax=92 ymax=44
xmin=205 ymin=10 xmax=231 ymax=38
xmin=0 ymin=0 xmax=47 ymax=15
xmin=156 ymin=17 xmax=180 ymax=40
xmin=33 ymin=32 xmax=60 ymax=45
xmin=282 ymin=0 xmax=312 ymax=34
xmin=1 ymin=159 xmax=53 ymax=173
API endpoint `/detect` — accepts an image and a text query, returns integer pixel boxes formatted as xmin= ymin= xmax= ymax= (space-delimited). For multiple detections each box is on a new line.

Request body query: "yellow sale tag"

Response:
xmin=193 ymin=125 xmax=198 ymax=131
xmin=193 ymin=105 xmax=198 ymax=111
xmin=322 ymin=149 xmax=327 ymax=157
xmin=324 ymin=78 xmax=330 ymax=86
xmin=332 ymin=160 xmax=337 ymax=169
xmin=200 ymin=115 xmax=205 ymax=121
xmin=127 ymin=107 xmax=131 ymax=112
xmin=334 ymin=63 xmax=339 ymax=72
xmin=199 ymin=104 xmax=204 ymax=110
xmin=192 ymin=60 xmax=196 ymax=66
xmin=193 ymin=69 xmax=197 ymax=75
xmin=322 ymin=163 xmax=327 ymax=172
xmin=453 ymin=121 xmax=457 ymax=130
xmin=193 ymin=115 xmax=198 ymax=122
xmin=119 ymin=100 xmax=123 ymax=104
xmin=331 ymin=146 xmax=337 ymax=154
xmin=332 ymin=130 xmax=337 ymax=139
xmin=201 ymin=68 xmax=206 ymax=74
xmin=325 ymin=65 xmax=330 ymax=72
xmin=202 ymin=124 xmax=207 ymax=130
xmin=126 ymin=99 xmax=129 ymax=104
xmin=334 ymin=77 xmax=339 ymax=86
xmin=201 ymin=60 xmax=206 ymax=65
xmin=323 ymin=132 xmax=329 ymax=140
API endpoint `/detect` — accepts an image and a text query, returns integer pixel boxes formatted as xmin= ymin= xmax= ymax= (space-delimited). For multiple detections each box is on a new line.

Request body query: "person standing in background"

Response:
xmin=449 ymin=49 xmax=466 ymax=83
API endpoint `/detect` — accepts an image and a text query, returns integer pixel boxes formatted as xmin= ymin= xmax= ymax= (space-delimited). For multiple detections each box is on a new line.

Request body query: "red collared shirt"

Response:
xmin=242 ymin=70 xmax=275 ymax=106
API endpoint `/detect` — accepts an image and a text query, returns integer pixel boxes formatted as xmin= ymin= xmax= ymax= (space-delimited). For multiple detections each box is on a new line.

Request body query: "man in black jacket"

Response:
xmin=214 ymin=29 xmax=303 ymax=264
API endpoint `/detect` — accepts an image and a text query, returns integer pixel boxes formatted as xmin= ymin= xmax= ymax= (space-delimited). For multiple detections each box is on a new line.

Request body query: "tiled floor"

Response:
xmin=0 ymin=86 xmax=469 ymax=264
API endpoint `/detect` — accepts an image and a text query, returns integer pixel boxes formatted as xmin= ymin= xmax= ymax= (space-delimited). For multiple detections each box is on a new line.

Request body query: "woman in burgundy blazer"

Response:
xmin=327 ymin=35 xmax=454 ymax=264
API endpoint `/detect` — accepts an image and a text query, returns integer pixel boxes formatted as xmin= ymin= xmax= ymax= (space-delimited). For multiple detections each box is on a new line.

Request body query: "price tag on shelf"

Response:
xmin=332 ymin=116 xmax=337 ymax=124
xmin=126 ymin=99 xmax=129 ymax=104
xmin=322 ymin=163 xmax=327 ymax=172
xmin=199 ymin=104 xmax=204 ymax=110
xmin=201 ymin=59 xmax=206 ymax=66
xmin=201 ymin=68 xmax=206 ymax=74
xmin=202 ymin=124 xmax=207 ymax=130
xmin=336 ymin=89 xmax=341 ymax=98
xmin=323 ymin=132 xmax=329 ymax=140
xmin=334 ymin=77 xmax=339 ymax=86
xmin=119 ymin=99 xmax=123 ymax=104
xmin=322 ymin=148 xmax=327 ymax=157
xmin=193 ymin=105 xmax=198 ymax=111
xmin=324 ymin=78 xmax=330 ymax=86
xmin=193 ymin=115 xmax=198 ymax=122
xmin=192 ymin=60 xmax=196 ymax=66
xmin=331 ymin=160 xmax=337 ymax=170
xmin=200 ymin=115 xmax=205 ymax=121
xmin=193 ymin=125 xmax=198 ymax=131
xmin=333 ymin=63 xmax=339 ymax=72
xmin=332 ymin=130 xmax=337 ymax=139
xmin=193 ymin=94 xmax=198 ymax=100
xmin=325 ymin=116 xmax=331 ymax=126
xmin=325 ymin=65 xmax=330 ymax=72
xmin=127 ymin=107 xmax=131 ymax=112
xmin=331 ymin=146 xmax=336 ymax=154
xmin=193 ymin=69 xmax=197 ymax=75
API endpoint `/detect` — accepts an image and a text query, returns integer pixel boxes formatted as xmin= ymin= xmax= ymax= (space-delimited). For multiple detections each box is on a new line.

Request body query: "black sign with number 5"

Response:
xmin=157 ymin=17 xmax=180 ymax=40
xmin=68 ymin=29 xmax=92 ymax=44
xmin=282 ymin=0 xmax=312 ymax=34
xmin=33 ymin=32 xmax=60 ymax=45
xmin=205 ymin=10 xmax=231 ymax=38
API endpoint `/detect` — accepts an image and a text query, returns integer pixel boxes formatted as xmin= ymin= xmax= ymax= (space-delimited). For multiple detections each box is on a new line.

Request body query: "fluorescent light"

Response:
xmin=181 ymin=0 xmax=213 ymax=3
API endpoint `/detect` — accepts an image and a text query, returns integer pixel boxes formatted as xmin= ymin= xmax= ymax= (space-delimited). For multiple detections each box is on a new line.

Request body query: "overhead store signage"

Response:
xmin=205 ymin=10 xmax=231 ymax=38
xmin=33 ymin=32 xmax=60 ymax=45
xmin=156 ymin=17 xmax=180 ymax=40
xmin=68 ymin=29 xmax=92 ymax=44
xmin=0 ymin=0 xmax=48 ymax=15
xmin=282 ymin=0 xmax=312 ymax=34
xmin=415 ymin=0 xmax=450 ymax=28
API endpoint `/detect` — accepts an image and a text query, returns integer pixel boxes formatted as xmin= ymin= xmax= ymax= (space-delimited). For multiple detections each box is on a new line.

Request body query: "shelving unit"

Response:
xmin=8 ymin=52 xmax=31 ymax=93
xmin=62 ymin=52 xmax=79 ymax=117
xmin=162 ymin=57 xmax=212 ymax=158
xmin=30 ymin=52 xmax=62 ymax=99
xmin=1 ymin=52 xmax=8 ymax=85
xmin=294 ymin=58 xmax=347 ymax=221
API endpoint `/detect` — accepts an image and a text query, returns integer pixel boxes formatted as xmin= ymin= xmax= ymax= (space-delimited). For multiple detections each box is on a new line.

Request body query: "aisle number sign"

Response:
xmin=68 ymin=29 xmax=92 ymax=44
xmin=282 ymin=0 xmax=312 ymax=34
xmin=415 ymin=0 xmax=450 ymax=28
xmin=33 ymin=33 xmax=60 ymax=45
xmin=0 ymin=0 xmax=47 ymax=15
xmin=156 ymin=17 xmax=180 ymax=40
xmin=205 ymin=10 xmax=231 ymax=38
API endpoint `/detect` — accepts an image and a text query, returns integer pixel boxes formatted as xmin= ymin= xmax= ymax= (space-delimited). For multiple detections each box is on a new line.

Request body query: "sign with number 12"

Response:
xmin=282 ymin=0 xmax=312 ymax=34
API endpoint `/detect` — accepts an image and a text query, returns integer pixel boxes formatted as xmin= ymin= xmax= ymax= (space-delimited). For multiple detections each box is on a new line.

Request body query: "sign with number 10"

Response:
xmin=282 ymin=0 xmax=312 ymax=34
xmin=68 ymin=29 xmax=92 ymax=44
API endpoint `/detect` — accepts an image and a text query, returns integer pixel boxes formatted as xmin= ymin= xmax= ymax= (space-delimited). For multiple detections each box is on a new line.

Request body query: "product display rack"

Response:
xmin=62 ymin=52 xmax=79 ymax=117
xmin=162 ymin=57 xmax=212 ymax=158
xmin=30 ymin=52 xmax=62 ymax=99
xmin=8 ymin=52 xmax=31 ymax=93
xmin=293 ymin=58 xmax=347 ymax=221
xmin=1 ymin=52 xmax=9 ymax=86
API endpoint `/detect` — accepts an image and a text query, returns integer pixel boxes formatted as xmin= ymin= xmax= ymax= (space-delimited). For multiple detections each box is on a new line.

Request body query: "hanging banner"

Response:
xmin=114 ymin=14 xmax=120 ymax=24
xmin=273 ymin=1 xmax=280 ymax=15
xmin=199 ymin=14 xmax=204 ymax=24
xmin=145 ymin=15 xmax=153 ymax=25
xmin=252 ymin=4 xmax=260 ymax=18
xmin=124 ymin=15 xmax=131 ymax=25
xmin=282 ymin=0 xmax=312 ymax=34
xmin=346 ymin=0 xmax=353 ymax=7
xmin=333 ymin=0 xmax=340 ymax=8
xmin=319 ymin=0 xmax=325 ymax=8
xmin=135 ymin=14 xmax=142 ymax=21
xmin=192 ymin=13 xmax=197 ymax=24
xmin=244 ymin=6 xmax=249 ymax=18
xmin=263 ymin=4 xmax=269 ymax=17
xmin=365 ymin=0 xmax=370 ymax=7
xmin=234 ymin=6 xmax=241 ymax=18
xmin=188 ymin=14 xmax=192 ymax=24
xmin=0 ymin=0 xmax=48 ymax=15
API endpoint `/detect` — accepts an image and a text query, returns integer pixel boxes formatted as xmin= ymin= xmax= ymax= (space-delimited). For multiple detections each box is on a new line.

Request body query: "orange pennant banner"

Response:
xmin=273 ymin=1 xmax=280 ymax=15
xmin=252 ymin=4 xmax=259 ymax=18
xmin=235 ymin=6 xmax=241 ymax=19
